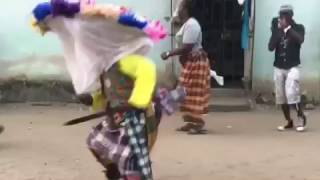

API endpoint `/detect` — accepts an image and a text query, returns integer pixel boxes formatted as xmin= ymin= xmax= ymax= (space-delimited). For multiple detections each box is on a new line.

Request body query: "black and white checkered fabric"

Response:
xmin=124 ymin=111 xmax=153 ymax=180
xmin=87 ymin=117 xmax=136 ymax=176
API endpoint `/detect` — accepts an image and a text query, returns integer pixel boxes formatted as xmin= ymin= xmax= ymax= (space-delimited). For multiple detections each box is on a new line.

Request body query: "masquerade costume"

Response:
xmin=32 ymin=1 xmax=169 ymax=179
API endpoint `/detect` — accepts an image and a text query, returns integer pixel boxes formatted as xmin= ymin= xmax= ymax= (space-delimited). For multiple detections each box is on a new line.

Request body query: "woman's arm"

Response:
xmin=162 ymin=44 xmax=194 ymax=60
xmin=162 ymin=19 xmax=199 ymax=60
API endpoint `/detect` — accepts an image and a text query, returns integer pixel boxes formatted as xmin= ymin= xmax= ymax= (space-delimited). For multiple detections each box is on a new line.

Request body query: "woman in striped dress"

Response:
xmin=161 ymin=0 xmax=211 ymax=134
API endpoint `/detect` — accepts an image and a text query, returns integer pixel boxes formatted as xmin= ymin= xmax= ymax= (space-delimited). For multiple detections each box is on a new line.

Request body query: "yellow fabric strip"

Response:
xmin=91 ymin=90 xmax=107 ymax=112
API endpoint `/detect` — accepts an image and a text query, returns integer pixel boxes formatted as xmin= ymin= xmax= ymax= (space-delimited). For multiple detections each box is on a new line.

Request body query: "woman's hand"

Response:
xmin=161 ymin=52 xmax=170 ymax=60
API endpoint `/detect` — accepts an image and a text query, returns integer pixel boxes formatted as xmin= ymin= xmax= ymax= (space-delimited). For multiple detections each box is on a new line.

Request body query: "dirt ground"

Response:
xmin=0 ymin=104 xmax=319 ymax=180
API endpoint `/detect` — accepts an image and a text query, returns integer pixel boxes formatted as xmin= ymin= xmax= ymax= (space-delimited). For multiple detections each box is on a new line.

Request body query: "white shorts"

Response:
xmin=274 ymin=67 xmax=301 ymax=105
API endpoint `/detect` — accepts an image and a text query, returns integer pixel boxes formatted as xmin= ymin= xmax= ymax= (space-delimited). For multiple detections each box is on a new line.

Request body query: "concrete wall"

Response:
xmin=252 ymin=0 xmax=320 ymax=101
xmin=0 ymin=0 xmax=66 ymax=81
xmin=0 ymin=0 xmax=171 ymax=101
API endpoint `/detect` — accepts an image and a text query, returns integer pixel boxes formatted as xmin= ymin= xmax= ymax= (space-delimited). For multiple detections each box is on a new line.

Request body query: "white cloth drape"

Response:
xmin=46 ymin=15 xmax=153 ymax=94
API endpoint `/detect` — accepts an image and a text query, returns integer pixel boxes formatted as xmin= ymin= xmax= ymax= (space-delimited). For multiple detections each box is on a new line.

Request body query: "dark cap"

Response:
xmin=279 ymin=4 xmax=294 ymax=16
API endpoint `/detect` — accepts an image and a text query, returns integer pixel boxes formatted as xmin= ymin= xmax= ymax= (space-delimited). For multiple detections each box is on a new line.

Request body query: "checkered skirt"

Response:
xmin=87 ymin=109 xmax=159 ymax=180
xmin=179 ymin=50 xmax=211 ymax=115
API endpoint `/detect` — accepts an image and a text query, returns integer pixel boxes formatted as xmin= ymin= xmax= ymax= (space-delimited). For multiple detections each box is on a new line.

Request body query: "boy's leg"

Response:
xmin=274 ymin=68 xmax=293 ymax=131
xmin=286 ymin=67 xmax=306 ymax=131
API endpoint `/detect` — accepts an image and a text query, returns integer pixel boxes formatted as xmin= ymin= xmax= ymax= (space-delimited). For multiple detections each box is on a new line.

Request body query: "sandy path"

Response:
xmin=0 ymin=104 xmax=319 ymax=180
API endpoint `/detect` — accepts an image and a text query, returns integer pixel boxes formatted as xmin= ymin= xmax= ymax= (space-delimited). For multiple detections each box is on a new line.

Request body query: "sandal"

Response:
xmin=176 ymin=123 xmax=193 ymax=132
xmin=187 ymin=124 xmax=207 ymax=135
xmin=183 ymin=115 xmax=205 ymax=124
xmin=188 ymin=128 xmax=208 ymax=135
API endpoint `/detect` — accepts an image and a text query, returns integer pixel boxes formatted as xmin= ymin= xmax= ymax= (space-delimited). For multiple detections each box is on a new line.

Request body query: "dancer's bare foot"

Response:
xmin=188 ymin=123 xmax=207 ymax=135
xmin=0 ymin=125 xmax=4 ymax=134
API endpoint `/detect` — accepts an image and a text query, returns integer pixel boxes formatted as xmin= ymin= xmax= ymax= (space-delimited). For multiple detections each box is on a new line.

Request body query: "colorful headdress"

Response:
xmin=32 ymin=0 xmax=167 ymax=42
xmin=33 ymin=2 xmax=52 ymax=22
xmin=31 ymin=0 xmax=167 ymax=94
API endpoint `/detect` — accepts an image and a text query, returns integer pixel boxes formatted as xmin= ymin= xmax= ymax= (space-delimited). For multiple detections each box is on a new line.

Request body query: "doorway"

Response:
xmin=191 ymin=0 xmax=244 ymax=88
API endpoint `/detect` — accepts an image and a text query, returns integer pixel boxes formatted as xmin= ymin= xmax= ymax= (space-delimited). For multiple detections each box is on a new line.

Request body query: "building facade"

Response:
xmin=0 ymin=0 xmax=319 ymax=102
xmin=253 ymin=0 xmax=320 ymax=102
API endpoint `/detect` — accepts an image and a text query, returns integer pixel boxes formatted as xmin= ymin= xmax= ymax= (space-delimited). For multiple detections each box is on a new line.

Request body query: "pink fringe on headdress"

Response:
xmin=143 ymin=20 xmax=167 ymax=43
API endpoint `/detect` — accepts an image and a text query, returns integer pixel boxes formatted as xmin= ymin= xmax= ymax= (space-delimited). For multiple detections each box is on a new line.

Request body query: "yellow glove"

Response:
xmin=118 ymin=55 xmax=156 ymax=109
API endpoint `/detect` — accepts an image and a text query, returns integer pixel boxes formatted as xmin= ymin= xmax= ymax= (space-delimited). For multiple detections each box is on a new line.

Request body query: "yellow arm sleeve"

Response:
xmin=118 ymin=55 xmax=156 ymax=109
xmin=91 ymin=90 xmax=107 ymax=112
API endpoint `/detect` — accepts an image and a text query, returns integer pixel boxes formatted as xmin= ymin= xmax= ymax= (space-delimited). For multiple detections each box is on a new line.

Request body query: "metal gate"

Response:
xmin=192 ymin=0 xmax=244 ymax=88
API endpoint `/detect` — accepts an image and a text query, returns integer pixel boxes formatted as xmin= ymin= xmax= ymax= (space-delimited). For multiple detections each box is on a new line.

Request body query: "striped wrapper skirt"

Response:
xmin=179 ymin=50 xmax=211 ymax=115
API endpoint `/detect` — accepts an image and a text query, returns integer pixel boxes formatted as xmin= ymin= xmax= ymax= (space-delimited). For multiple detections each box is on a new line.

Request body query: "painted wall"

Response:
xmin=0 ymin=0 xmax=171 ymax=81
xmin=253 ymin=0 xmax=320 ymax=101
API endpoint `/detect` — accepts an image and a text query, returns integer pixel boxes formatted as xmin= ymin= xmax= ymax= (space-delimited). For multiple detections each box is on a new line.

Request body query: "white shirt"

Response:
xmin=175 ymin=17 xmax=202 ymax=51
